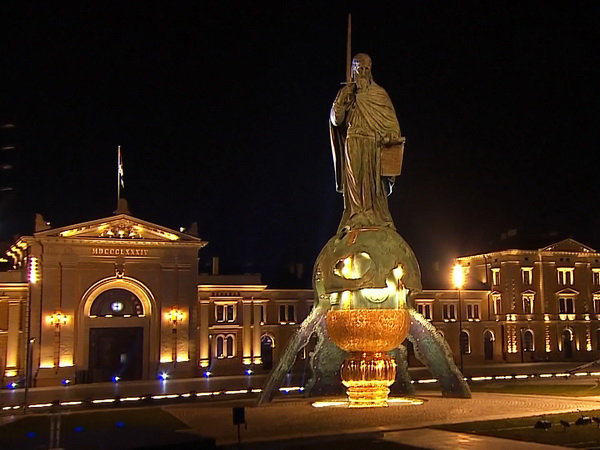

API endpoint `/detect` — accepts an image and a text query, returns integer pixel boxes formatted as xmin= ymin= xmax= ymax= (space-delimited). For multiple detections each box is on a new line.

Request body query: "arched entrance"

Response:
xmin=261 ymin=334 xmax=274 ymax=370
xmin=483 ymin=330 xmax=494 ymax=360
xmin=562 ymin=329 xmax=573 ymax=358
xmin=76 ymin=276 xmax=158 ymax=383
xmin=88 ymin=289 xmax=145 ymax=382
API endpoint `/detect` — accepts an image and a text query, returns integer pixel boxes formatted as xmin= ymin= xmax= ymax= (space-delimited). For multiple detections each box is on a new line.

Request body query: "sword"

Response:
xmin=345 ymin=13 xmax=352 ymax=83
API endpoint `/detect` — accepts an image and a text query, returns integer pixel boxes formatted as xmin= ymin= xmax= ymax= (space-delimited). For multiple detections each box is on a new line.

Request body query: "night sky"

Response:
xmin=1 ymin=2 xmax=599 ymax=287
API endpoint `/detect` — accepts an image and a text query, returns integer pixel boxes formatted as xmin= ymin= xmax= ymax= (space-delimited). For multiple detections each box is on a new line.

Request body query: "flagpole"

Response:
xmin=117 ymin=145 xmax=121 ymax=206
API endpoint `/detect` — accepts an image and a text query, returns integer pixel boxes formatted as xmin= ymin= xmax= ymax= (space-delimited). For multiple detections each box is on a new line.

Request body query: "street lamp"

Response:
xmin=23 ymin=337 xmax=35 ymax=414
xmin=452 ymin=264 xmax=465 ymax=374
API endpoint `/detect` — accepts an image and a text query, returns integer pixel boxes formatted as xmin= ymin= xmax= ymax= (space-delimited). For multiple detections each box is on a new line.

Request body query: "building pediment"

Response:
xmin=34 ymin=214 xmax=205 ymax=244
xmin=555 ymin=287 xmax=579 ymax=296
xmin=540 ymin=238 xmax=596 ymax=253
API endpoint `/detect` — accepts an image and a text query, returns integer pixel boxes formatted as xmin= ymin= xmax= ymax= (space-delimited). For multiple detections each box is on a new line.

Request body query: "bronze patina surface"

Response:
xmin=258 ymin=51 xmax=470 ymax=406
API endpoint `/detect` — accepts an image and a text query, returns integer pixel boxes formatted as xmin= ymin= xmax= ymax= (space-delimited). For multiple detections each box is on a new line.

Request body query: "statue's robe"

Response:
xmin=330 ymin=81 xmax=400 ymax=232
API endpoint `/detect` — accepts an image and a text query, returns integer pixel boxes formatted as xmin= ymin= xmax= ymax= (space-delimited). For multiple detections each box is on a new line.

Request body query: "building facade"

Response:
xmin=454 ymin=238 xmax=600 ymax=364
xmin=1 ymin=213 xmax=599 ymax=388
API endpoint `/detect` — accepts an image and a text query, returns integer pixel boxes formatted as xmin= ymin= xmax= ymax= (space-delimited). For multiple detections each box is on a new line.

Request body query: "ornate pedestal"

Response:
xmin=326 ymin=309 xmax=410 ymax=407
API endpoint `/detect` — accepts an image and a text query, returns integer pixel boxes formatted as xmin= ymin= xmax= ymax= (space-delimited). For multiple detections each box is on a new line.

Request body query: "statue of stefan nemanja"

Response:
xmin=257 ymin=50 xmax=471 ymax=406
xmin=330 ymin=53 xmax=405 ymax=232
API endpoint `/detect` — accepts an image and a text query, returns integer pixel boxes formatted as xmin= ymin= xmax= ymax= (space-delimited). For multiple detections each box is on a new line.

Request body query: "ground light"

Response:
xmin=112 ymin=376 xmax=120 ymax=383
xmin=3 ymin=370 xmax=598 ymax=412
xmin=159 ymin=372 xmax=168 ymax=381
xmin=62 ymin=379 xmax=71 ymax=386
xmin=246 ymin=369 xmax=253 ymax=375
xmin=204 ymin=371 xmax=211 ymax=377
xmin=312 ymin=397 xmax=424 ymax=408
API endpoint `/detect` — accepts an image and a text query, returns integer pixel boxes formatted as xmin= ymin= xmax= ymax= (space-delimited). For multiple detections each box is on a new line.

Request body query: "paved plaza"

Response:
xmin=166 ymin=392 xmax=600 ymax=448
xmin=0 ymin=361 xmax=585 ymax=407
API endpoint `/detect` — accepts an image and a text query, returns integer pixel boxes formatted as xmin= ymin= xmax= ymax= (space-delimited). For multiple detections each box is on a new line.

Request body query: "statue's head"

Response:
xmin=351 ymin=53 xmax=372 ymax=89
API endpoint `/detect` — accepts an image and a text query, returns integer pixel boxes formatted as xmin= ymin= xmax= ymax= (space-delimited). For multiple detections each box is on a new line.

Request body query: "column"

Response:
xmin=199 ymin=300 xmax=210 ymax=367
xmin=5 ymin=300 xmax=21 ymax=374
xmin=252 ymin=302 xmax=262 ymax=364
xmin=242 ymin=301 xmax=252 ymax=365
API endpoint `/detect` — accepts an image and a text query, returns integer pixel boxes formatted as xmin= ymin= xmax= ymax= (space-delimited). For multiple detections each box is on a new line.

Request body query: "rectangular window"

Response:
xmin=466 ymin=304 xmax=480 ymax=320
xmin=559 ymin=297 xmax=575 ymax=314
xmin=443 ymin=304 xmax=456 ymax=321
xmin=491 ymin=268 xmax=500 ymax=286
xmin=593 ymin=269 xmax=600 ymax=286
xmin=523 ymin=295 xmax=534 ymax=314
xmin=594 ymin=296 xmax=600 ymax=313
xmin=216 ymin=305 xmax=225 ymax=322
xmin=279 ymin=304 xmax=296 ymax=324
xmin=557 ymin=268 xmax=574 ymax=285
xmin=417 ymin=303 xmax=432 ymax=320
xmin=279 ymin=305 xmax=286 ymax=322
xmin=521 ymin=267 xmax=533 ymax=285
xmin=215 ymin=304 xmax=235 ymax=323
xmin=260 ymin=305 xmax=266 ymax=324
xmin=493 ymin=295 xmax=501 ymax=314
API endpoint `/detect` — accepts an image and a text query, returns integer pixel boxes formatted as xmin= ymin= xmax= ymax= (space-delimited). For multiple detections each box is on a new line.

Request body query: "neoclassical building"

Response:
xmin=449 ymin=238 xmax=600 ymax=364
xmin=1 ymin=213 xmax=599 ymax=387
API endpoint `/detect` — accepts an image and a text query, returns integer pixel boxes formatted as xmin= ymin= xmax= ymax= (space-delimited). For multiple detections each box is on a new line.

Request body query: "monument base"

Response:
xmin=341 ymin=352 xmax=397 ymax=408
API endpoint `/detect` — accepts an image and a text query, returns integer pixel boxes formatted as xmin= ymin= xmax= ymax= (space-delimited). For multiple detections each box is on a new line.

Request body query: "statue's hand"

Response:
xmin=339 ymin=84 xmax=355 ymax=107
xmin=382 ymin=133 xmax=401 ymax=146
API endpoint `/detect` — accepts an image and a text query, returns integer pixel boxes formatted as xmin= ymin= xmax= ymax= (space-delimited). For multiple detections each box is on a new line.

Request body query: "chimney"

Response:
xmin=212 ymin=256 xmax=219 ymax=275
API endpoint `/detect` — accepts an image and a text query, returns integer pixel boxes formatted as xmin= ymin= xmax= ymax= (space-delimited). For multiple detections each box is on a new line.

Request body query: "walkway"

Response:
xmin=166 ymin=392 xmax=600 ymax=447
xmin=0 ymin=361 xmax=585 ymax=406
xmin=381 ymin=429 xmax=569 ymax=449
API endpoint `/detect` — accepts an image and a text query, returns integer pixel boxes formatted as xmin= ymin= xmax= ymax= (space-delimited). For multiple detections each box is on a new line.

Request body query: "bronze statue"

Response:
xmin=330 ymin=53 xmax=404 ymax=232
xmin=257 ymin=35 xmax=470 ymax=407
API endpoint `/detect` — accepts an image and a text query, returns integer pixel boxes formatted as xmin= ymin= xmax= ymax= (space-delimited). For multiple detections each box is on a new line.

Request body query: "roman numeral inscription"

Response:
xmin=91 ymin=248 xmax=149 ymax=256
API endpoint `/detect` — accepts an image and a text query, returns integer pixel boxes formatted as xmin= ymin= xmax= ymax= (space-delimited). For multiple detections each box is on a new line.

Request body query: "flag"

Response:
xmin=118 ymin=146 xmax=124 ymax=188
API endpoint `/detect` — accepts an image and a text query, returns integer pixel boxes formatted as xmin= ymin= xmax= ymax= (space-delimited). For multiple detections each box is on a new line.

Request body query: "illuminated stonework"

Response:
xmin=545 ymin=326 xmax=552 ymax=352
xmin=507 ymin=324 xmax=518 ymax=353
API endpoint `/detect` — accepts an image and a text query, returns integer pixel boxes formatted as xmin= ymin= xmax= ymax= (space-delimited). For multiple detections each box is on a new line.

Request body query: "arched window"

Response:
xmin=563 ymin=328 xmax=574 ymax=341
xmin=523 ymin=329 xmax=535 ymax=352
xmin=226 ymin=335 xmax=234 ymax=357
xmin=214 ymin=334 xmax=236 ymax=359
xmin=90 ymin=289 xmax=143 ymax=317
xmin=483 ymin=329 xmax=495 ymax=360
xmin=216 ymin=335 xmax=224 ymax=358
xmin=460 ymin=330 xmax=470 ymax=354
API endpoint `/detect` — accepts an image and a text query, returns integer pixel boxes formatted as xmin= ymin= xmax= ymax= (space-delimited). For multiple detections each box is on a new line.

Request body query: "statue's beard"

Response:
xmin=355 ymin=74 xmax=371 ymax=91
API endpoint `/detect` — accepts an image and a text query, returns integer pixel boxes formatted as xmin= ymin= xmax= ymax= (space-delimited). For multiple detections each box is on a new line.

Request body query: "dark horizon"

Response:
xmin=1 ymin=2 xmax=598 ymax=287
